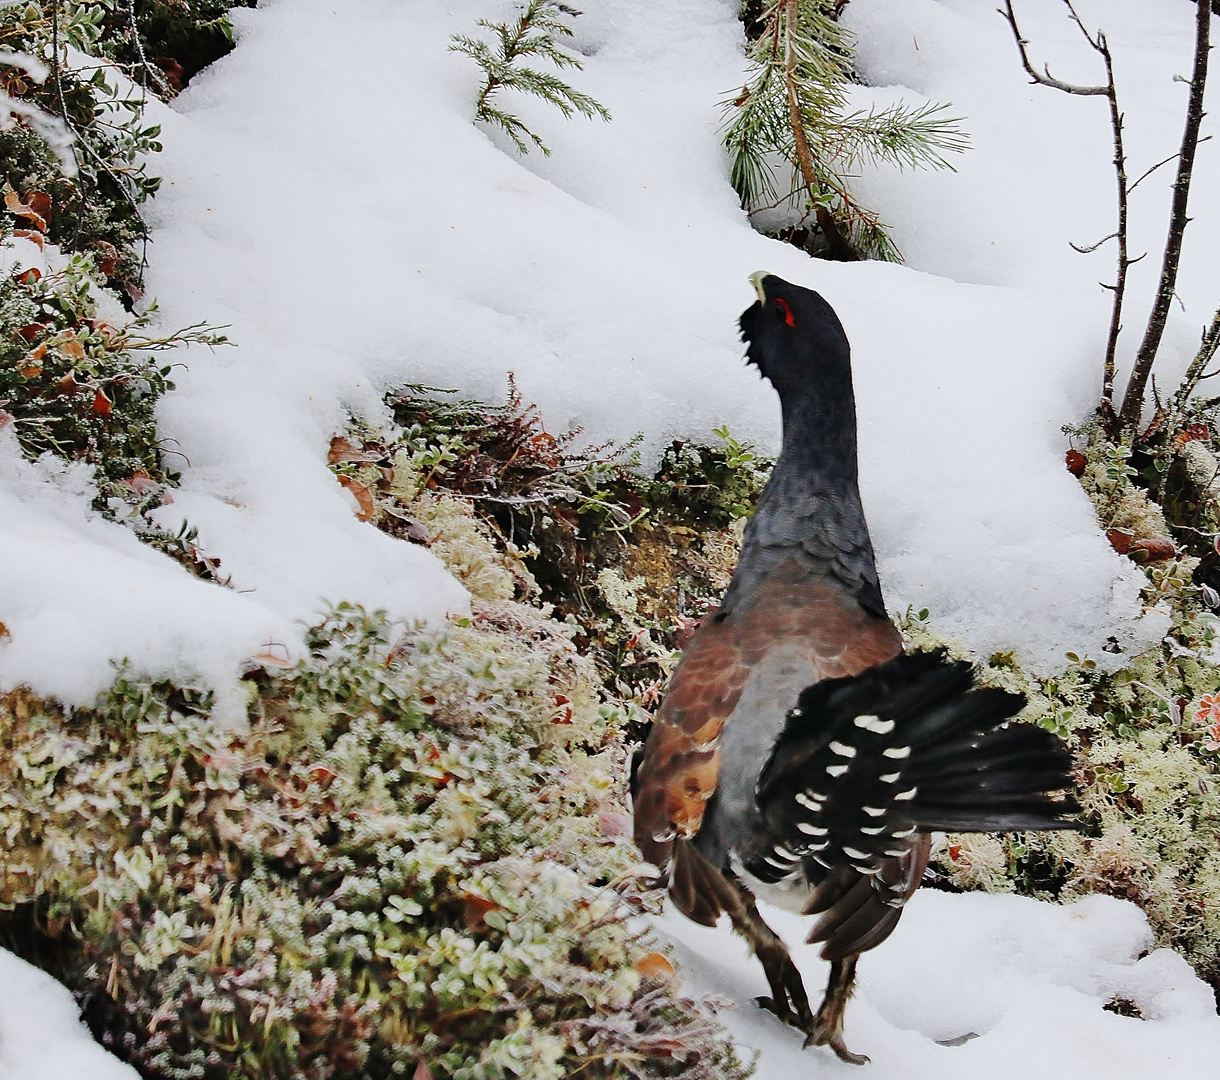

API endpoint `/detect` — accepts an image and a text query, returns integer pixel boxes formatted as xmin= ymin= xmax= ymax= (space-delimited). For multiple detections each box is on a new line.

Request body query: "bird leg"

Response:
xmin=720 ymin=873 xmax=869 ymax=1064
xmin=804 ymin=956 xmax=868 ymax=1066
xmin=720 ymin=874 xmax=815 ymax=1031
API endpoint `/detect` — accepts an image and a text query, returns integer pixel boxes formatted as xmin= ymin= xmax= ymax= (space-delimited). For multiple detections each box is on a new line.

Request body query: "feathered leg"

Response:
xmin=807 ymin=956 xmax=866 ymax=1065
xmin=720 ymin=873 xmax=815 ymax=1030
xmin=721 ymin=873 xmax=869 ymax=1064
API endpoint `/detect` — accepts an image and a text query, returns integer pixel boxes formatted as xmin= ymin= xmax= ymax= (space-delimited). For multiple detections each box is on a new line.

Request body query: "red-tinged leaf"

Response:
xmin=597 ymin=811 xmax=631 ymax=838
xmin=13 ymin=229 xmax=44 ymax=250
xmin=16 ymin=322 xmax=47 ymax=342
xmin=635 ymin=952 xmax=676 ymax=982
xmin=3 ymin=183 xmax=48 ymax=231
xmin=947 ymin=844 xmax=963 ymax=862
xmin=1065 ymin=449 xmax=1086 ymax=477
xmin=91 ymin=388 xmax=113 ymax=416
xmin=336 ymin=474 xmax=375 ymax=521
xmin=0 ymin=410 xmax=13 ymax=429
xmin=56 ymin=372 xmax=81 ymax=397
xmin=413 ymin=1064 xmax=434 ymax=1080
xmin=249 ymin=650 xmax=293 ymax=670
xmin=12 ymin=267 xmax=40 ymax=285
xmin=1106 ymin=529 xmax=1132 ymax=555
xmin=0 ymin=621 xmax=10 ymax=640
xmin=308 ymin=765 xmax=337 ymax=786
xmin=1129 ymin=537 xmax=1175 ymax=562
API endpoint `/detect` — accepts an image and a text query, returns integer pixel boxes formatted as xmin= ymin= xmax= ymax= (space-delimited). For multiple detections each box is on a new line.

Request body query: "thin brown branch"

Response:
xmin=999 ymin=0 xmax=1109 ymax=95
xmin=1120 ymin=0 xmax=1212 ymax=427
xmin=1001 ymin=1 xmax=1130 ymax=407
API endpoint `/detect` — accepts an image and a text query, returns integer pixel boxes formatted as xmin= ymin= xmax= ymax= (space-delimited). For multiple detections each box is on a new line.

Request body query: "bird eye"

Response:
xmin=774 ymin=297 xmax=795 ymax=328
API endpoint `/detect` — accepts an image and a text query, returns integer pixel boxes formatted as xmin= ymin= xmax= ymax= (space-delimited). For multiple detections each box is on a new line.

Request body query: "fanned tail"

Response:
xmin=743 ymin=649 xmax=1079 ymax=897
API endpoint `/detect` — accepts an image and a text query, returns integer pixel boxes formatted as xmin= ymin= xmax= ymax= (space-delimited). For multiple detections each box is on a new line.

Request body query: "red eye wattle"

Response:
xmin=774 ymin=296 xmax=795 ymax=327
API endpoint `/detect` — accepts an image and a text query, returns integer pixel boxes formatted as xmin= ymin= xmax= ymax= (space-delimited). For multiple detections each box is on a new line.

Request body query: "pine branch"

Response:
xmin=723 ymin=0 xmax=967 ymax=261
xmin=450 ymin=0 xmax=610 ymax=157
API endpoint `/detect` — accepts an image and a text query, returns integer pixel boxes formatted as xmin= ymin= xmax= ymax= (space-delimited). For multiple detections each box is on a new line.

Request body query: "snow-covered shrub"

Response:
xmin=902 ymin=430 xmax=1220 ymax=997
xmin=0 ymin=594 xmax=748 ymax=1079
xmin=0 ymin=247 xmax=223 ymax=523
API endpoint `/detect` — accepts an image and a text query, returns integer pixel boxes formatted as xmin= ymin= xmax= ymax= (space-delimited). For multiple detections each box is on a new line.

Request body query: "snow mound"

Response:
xmin=0 ymin=948 xmax=139 ymax=1080
xmin=661 ymin=889 xmax=1220 ymax=1078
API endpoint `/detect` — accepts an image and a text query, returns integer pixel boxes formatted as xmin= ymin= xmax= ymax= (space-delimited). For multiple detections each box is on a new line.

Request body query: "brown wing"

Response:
xmin=632 ymin=559 xmax=902 ymax=897
xmin=804 ymin=834 xmax=932 ymax=960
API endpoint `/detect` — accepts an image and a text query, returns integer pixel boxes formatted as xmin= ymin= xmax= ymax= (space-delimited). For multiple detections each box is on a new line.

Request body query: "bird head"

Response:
xmin=739 ymin=272 xmax=852 ymax=399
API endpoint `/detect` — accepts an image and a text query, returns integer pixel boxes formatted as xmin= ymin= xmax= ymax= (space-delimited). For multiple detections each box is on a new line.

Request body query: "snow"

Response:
xmin=3 ymin=0 xmax=1220 ymax=1071
xmin=664 ymin=890 xmax=1220 ymax=1077
xmin=2 ymin=0 xmax=1191 ymax=702
xmin=0 ymin=948 xmax=139 ymax=1080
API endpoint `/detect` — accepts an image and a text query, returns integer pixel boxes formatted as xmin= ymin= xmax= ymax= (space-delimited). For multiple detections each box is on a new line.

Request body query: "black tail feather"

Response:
xmin=742 ymin=649 xmax=1079 ymax=895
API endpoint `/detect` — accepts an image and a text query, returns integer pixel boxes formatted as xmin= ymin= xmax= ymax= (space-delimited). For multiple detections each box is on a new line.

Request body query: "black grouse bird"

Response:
xmin=632 ymin=272 xmax=1079 ymax=1064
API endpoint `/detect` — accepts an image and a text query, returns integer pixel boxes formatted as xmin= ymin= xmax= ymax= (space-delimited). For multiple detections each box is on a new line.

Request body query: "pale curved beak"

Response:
xmin=749 ymin=270 xmax=770 ymax=303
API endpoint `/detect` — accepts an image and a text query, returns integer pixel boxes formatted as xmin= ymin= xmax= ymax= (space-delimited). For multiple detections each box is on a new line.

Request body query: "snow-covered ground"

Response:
xmin=3 ymin=0 xmax=1220 ymax=1073
xmin=665 ymin=890 xmax=1220 ymax=1078
xmin=0 ymin=950 xmax=139 ymax=1080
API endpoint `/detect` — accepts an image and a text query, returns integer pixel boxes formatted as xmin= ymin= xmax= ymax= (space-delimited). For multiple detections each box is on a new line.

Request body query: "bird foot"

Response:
xmin=756 ymin=996 xmax=869 ymax=1065
xmin=803 ymin=1020 xmax=870 ymax=1066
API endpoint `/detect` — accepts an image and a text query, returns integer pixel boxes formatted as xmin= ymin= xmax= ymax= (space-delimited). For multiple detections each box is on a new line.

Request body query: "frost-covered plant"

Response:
xmin=1 ymin=0 xmax=169 ymax=293
xmin=337 ymin=392 xmax=771 ymax=738
xmin=724 ymin=0 xmax=967 ymax=261
xmin=898 ymin=430 xmax=1220 ymax=996
xmin=0 ymin=599 xmax=750 ymax=1079
xmin=450 ymin=0 xmax=610 ymax=156
xmin=0 ymin=250 xmax=224 ymax=513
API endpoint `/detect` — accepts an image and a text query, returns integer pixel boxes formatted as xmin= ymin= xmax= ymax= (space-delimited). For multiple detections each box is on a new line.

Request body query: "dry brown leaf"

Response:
xmin=1065 ymin=449 xmax=1086 ymax=477
xmin=13 ymin=229 xmax=44 ymax=250
xmin=0 ymin=622 xmax=10 ymax=640
xmin=337 ymin=474 xmax=375 ymax=521
xmin=58 ymin=331 xmax=86 ymax=361
xmin=328 ymin=435 xmax=385 ymax=464
xmin=459 ymin=893 xmax=500 ymax=931
xmin=16 ymin=322 xmax=46 ymax=342
xmin=3 ymin=183 xmax=48 ymax=232
xmin=412 ymin=1064 xmax=434 ymax=1080
xmin=11 ymin=267 xmax=40 ymax=285
xmin=91 ymin=388 xmax=113 ymax=416
xmin=1171 ymin=423 xmax=1211 ymax=454
xmin=1106 ymin=529 xmax=1132 ymax=555
xmin=56 ymin=372 xmax=80 ymax=397
xmin=0 ymin=410 xmax=13 ymax=430
xmin=635 ymin=951 xmax=676 ymax=982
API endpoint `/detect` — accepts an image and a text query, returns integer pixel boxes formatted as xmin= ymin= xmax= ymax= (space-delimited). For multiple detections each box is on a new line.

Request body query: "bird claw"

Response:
xmin=803 ymin=1028 xmax=870 ymax=1066
xmin=757 ymin=995 xmax=870 ymax=1065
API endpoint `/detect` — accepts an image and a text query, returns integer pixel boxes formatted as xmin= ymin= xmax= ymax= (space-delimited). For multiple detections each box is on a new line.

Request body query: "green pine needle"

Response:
xmin=723 ymin=0 xmax=968 ymax=260
xmin=451 ymin=0 xmax=611 ymax=157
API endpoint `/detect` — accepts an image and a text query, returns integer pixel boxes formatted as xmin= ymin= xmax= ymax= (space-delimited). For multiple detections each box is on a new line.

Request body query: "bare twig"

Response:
xmin=1171 ymin=305 xmax=1220 ymax=412
xmin=1001 ymin=0 xmax=1131 ymax=408
xmin=1120 ymin=0 xmax=1212 ymax=427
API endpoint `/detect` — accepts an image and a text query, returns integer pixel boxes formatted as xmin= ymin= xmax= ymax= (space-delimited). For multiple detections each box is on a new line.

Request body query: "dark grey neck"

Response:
xmin=723 ymin=379 xmax=887 ymax=618
xmin=776 ymin=377 xmax=860 ymax=487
